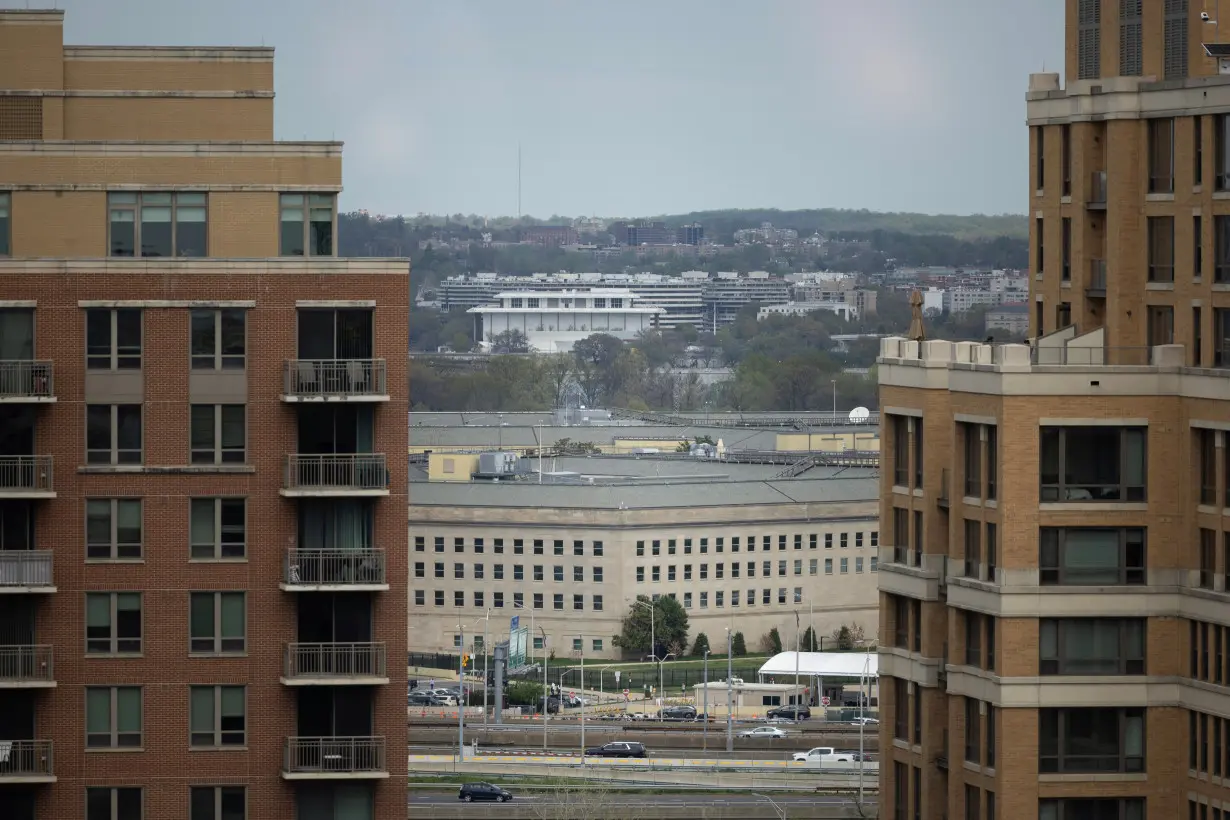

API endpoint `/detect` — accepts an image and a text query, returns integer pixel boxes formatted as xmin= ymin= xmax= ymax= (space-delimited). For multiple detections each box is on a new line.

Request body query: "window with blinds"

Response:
xmin=1119 ymin=0 xmax=1142 ymax=76
xmin=1164 ymin=0 xmax=1189 ymax=80
xmin=1078 ymin=0 xmax=1102 ymax=80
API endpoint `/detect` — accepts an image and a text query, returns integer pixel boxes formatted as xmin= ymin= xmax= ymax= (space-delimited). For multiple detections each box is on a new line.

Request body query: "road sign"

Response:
xmin=821 ymin=696 xmax=831 ymax=707
xmin=510 ymin=615 xmax=520 ymax=631
xmin=614 ymin=671 xmax=621 ymax=684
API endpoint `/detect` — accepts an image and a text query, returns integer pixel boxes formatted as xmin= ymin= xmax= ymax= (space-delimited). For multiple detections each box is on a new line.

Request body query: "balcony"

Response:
xmin=1086 ymin=259 xmax=1107 ymax=298
xmin=282 ymin=359 xmax=389 ymax=403
xmin=281 ymin=454 xmax=388 ymax=497
xmin=0 ymin=646 xmax=54 ymax=688
xmin=0 ymin=740 xmax=54 ymax=782
xmin=1087 ymin=171 xmax=1107 ymax=209
xmin=0 ymin=456 xmax=54 ymax=499
xmin=0 ymin=552 xmax=54 ymax=593
xmin=282 ymin=736 xmax=387 ymax=780
xmin=281 ymin=642 xmax=388 ymax=685
xmin=281 ymin=549 xmax=387 ymax=591
xmin=0 ymin=362 xmax=54 ymax=403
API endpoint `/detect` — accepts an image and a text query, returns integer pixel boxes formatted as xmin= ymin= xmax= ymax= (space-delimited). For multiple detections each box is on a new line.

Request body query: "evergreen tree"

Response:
xmin=731 ymin=632 xmax=748 ymax=656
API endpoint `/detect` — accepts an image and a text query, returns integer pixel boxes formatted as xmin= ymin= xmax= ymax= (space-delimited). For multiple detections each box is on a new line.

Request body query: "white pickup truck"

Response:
xmin=792 ymin=746 xmax=855 ymax=763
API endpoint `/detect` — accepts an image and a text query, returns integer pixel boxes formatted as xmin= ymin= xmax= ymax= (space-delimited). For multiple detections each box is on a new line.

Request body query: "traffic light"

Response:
xmin=462 ymin=654 xmax=470 ymax=668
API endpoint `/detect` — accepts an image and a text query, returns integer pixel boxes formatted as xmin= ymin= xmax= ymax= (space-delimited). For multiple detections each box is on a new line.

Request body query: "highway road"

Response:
xmin=410 ymin=745 xmax=817 ymax=761
xmin=410 ymin=793 xmax=875 ymax=808
xmin=409 ymin=753 xmax=879 ymax=772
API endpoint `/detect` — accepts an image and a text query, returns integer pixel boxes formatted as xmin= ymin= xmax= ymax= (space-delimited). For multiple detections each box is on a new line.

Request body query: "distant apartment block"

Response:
xmin=522 ymin=225 xmax=578 ymax=247
xmin=983 ymin=303 xmax=1030 ymax=336
xmin=758 ymin=302 xmax=858 ymax=321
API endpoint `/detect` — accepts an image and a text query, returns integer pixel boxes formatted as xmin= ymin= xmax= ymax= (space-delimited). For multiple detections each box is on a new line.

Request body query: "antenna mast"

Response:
xmin=517 ymin=144 xmax=522 ymax=219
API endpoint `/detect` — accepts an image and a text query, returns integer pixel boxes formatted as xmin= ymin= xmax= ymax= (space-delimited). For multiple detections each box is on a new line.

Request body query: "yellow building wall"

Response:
xmin=427 ymin=453 xmax=479 ymax=481
xmin=775 ymin=432 xmax=881 ymax=452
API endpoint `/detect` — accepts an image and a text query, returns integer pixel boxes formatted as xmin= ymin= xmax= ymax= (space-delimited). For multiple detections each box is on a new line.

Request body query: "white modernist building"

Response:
xmin=468 ymin=288 xmax=664 ymax=352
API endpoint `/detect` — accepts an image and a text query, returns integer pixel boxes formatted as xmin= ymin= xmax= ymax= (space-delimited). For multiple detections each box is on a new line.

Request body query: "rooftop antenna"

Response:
xmin=517 ymin=143 xmax=522 ymax=220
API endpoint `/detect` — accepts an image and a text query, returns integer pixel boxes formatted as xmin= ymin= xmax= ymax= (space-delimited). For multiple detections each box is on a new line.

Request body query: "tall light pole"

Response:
xmin=658 ymin=653 xmax=675 ymax=722
xmin=831 ymin=378 xmax=837 ymax=417
xmin=633 ymin=598 xmax=655 ymax=719
xmin=858 ymin=649 xmax=871 ymax=806
xmin=793 ymin=610 xmax=801 ymax=724
xmin=579 ymin=638 xmax=587 ymax=764
xmin=539 ymin=626 xmax=548 ymax=750
xmin=482 ymin=608 xmax=491 ymax=730
xmin=725 ymin=627 xmax=734 ymax=753
xmin=457 ymin=615 xmax=465 ymax=763
xmin=702 ymin=648 xmax=710 ymax=751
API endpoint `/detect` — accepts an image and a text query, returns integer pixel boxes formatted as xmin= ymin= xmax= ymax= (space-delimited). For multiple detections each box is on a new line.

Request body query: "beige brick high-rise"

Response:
xmin=877 ymin=2 xmax=1230 ymax=819
xmin=0 ymin=10 xmax=408 ymax=820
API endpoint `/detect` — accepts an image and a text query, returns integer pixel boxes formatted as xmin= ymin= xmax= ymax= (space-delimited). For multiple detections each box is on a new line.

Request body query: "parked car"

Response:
xmin=660 ymin=705 xmax=697 ymax=721
xmin=792 ymin=746 xmax=858 ymax=763
xmin=458 ymin=783 xmax=513 ymax=803
xmin=408 ymin=692 xmax=436 ymax=706
xmin=738 ymin=726 xmax=789 ymax=739
xmin=538 ymin=696 xmax=560 ymax=714
xmin=430 ymin=693 xmax=458 ymax=706
xmin=584 ymin=741 xmax=648 ymax=758
xmin=766 ymin=705 xmax=811 ymax=721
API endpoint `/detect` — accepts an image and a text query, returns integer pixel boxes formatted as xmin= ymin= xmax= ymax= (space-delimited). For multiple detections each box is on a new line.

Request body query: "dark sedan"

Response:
xmin=458 ymin=783 xmax=512 ymax=803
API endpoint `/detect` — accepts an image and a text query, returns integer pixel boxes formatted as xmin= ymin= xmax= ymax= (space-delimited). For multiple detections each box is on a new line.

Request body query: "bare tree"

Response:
xmin=528 ymin=779 xmax=644 ymax=820
xmin=540 ymin=353 xmax=574 ymax=409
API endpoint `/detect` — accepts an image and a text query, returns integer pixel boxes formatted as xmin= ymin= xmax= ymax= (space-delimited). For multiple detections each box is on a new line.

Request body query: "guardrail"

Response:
xmin=0 ymin=739 xmax=53 ymax=777
xmin=284 ymin=642 xmax=387 ymax=679
xmin=0 ymin=456 xmax=53 ymax=493
xmin=284 ymin=736 xmax=386 ymax=774
xmin=284 ymin=548 xmax=386 ymax=587
xmin=0 ymin=645 xmax=53 ymax=683
xmin=283 ymin=453 xmax=388 ymax=492
xmin=0 ymin=551 xmax=53 ymax=588
xmin=0 ymin=361 xmax=53 ymax=399
xmin=284 ymin=359 xmax=387 ymax=399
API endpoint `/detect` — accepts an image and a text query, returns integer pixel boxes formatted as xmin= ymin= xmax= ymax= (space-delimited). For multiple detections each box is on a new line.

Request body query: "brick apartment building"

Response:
xmin=0 ymin=10 xmax=407 ymax=820
xmin=876 ymin=3 xmax=1230 ymax=820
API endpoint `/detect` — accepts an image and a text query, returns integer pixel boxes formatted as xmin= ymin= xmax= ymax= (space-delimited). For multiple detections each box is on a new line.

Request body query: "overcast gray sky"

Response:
xmin=48 ymin=0 xmax=1062 ymax=218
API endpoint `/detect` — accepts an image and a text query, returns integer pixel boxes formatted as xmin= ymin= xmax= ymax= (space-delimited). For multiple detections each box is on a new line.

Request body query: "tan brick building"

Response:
xmin=0 ymin=10 xmax=407 ymax=820
xmin=878 ymin=3 xmax=1230 ymax=819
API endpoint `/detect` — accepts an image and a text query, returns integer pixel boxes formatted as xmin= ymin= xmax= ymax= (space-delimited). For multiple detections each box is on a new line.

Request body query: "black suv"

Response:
xmin=459 ymin=783 xmax=513 ymax=803
xmin=660 ymin=705 xmax=697 ymax=720
xmin=584 ymin=741 xmax=648 ymax=758
xmin=767 ymin=705 xmax=811 ymax=720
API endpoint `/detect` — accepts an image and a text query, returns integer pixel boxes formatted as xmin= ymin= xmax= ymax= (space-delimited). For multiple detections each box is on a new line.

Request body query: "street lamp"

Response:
xmin=831 ymin=378 xmax=837 ymax=417
xmin=725 ymin=627 xmax=734 ymax=753
xmin=456 ymin=614 xmax=484 ymax=763
xmin=633 ymin=598 xmax=656 ymax=718
xmin=702 ymin=648 xmax=710 ymax=751
xmin=539 ymin=626 xmax=549 ymax=750
xmin=481 ymin=608 xmax=491 ymax=731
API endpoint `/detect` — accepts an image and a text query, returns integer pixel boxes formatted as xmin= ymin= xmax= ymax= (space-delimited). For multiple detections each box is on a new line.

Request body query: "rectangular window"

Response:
xmin=986 ymin=704 xmax=996 ymax=768
xmin=86 ymin=592 xmax=142 ymax=654
xmin=635 ymin=567 xmax=644 ymax=583
xmin=86 ymin=499 xmax=142 ymax=560
xmin=1200 ymin=429 xmax=1218 ymax=504
xmin=189 ymin=496 xmax=244 ymax=560
xmin=1039 ymin=799 xmax=1145 ymax=820
xmin=434 ymin=591 xmax=444 ymax=606
xmin=894 ymin=596 xmax=910 ymax=648
xmin=1035 ymin=216 xmax=1044 ymax=274
xmin=683 ymin=592 xmax=693 ymax=609
xmin=965 ymin=785 xmax=981 ymax=820
xmin=456 ymin=564 xmax=465 ymax=580
xmin=435 ymin=537 xmax=444 ymax=552
xmin=892 ymin=415 xmax=909 ymax=486
xmin=572 ymin=566 xmax=582 ymax=582
xmin=0 ymin=192 xmax=8 ymax=256
xmin=1039 ymin=707 xmax=1145 ymax=773
xmin=493 ymin=564 xmax=504 ymax=580
xmin=893 ymin=761 xmax=907 ymax=820
xmin=1148 ymin=216 xmax=1175 ymax=282
xmin=965 ymin=697 xmax=982 ymax=764
xmin=716 ymin=591 xmax=724 ymax=607
xmin=1164 ymin=0 xmax=1189 ymax=80
xmin=1040 ymin=618 xmax=1145 ymax=675
xmin=1062 ymin=217 xmax=1071 ymax=280
xmin=593 ymin=595 xmax=602 ymax=611
xmin=593 ymin=540 xmax=603 ymax=556
xmin=189 ymin=592 xmax=246 ymax=654
xmin=86 ymin=686 xmax=142 ymax=748
xmin=190 ymin=685 xmax=246 ymax=747
xmin=825 ymin=533 xmax=833 ymax=549
xmin=573 ymin=594 xmax=583 ymax=611
xmin=454 ymin=591 xmax=463 ymax=607
xmin=1062 ymin=123 xmax=1071 ymax=196
xmin=1197 ymin=115 xmax=1206 ymax=188
xmin=414 ymin=590 xmax=424 ymax=605
xmin=732 ymin=590 xmax=740 ymax=606
xmin=913 ymin=418 xmax=923 ymax=487
xmin=533 ymin=593 xmax=542 ymax=609
xmin=965 ymin=611 xmax=983 ymax=667
xmin=189 ymin=404 xmax=246 ymax=464
xmin=1077 ymin=0 xmax=1101 ymax=79
xmin=190 ymin=309 xmax=246 ymax=370
xmin=86 ymin=308 xmax=142 ymax=370
xmin=1039 ymin=426 xmax=1147 ymax=502
xmin=280 ymin=193 xmax=335 ymax=256
xmin=840 ymin=557 xmax=848 ymax=574
xmin=824 ymin=558 xmax=832 ymax=574
xmin=553 ymin=594 xmax=563 ymax=610
xmin=1216 ymin=216 xmax=1230 ymax=283
xmin=190 ymin=786 xmax=245 ymax=820
xmin=553 ymin=540 xmax=563 ymax=556
xmin=1201 ymin=528 xmax=1217 ymax=589
xmin=894 ymin=678 xmax=908 ymax=740
xmin=636 ymin=540 xmax=644 ymax=556
xmin=964 ymin=519 xmax=981 ymax=579
xmin=108 ymin=191 xmax=207 ymax=257
xmin=1196 ymin=214 xmax=1204 ymax=279
xmin=1036 ymin=126 xmax=1046 ymax=190
xmin=1040 ymin=528 xmax=1146 ymax=585
xmin=963 ymin=422 xmax=981 ymax=497
xmin=986 ymin=522 xmax=997 ymax=582
xmin=809 ymin=559 xmax=817 ymax=575
xmin=1149 ymin=118 xmax=1175 ymax=193
xmin=87 ymin=787 xmax=143 ymax=820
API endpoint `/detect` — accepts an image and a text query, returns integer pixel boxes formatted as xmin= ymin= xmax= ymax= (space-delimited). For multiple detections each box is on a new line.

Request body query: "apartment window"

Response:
xmin=1040 ymin=528 xmax=1146 ymax=585
xmin=824 ymin=558 xmax=833 ymax=574
xmin=434 ymin=537 xmax=444 ymax=552
xmin=190 ymin=786 xmax=245 ymax=820
xmin=825 ymin=533 xmax=832 ymax=549
xmin=963 ymin=423 xmax=981 ymax=497
xmin=280 ymin=193 xmax=335 ymax=256
xmin=1039 ymin=799 xmax=1144 ymax=820
xmin=414 ymin=562 xmax=424 ymax=579
xmin=1061 ymin=123 xmax=1072 ymax=195
xmin=965 ymin=611 xmax=983 ymax=667
xmin=86 ymin=499 xmax=142 ymax=560
xmin=651 ymin=566 xmax=660 ymax=582
xmin=86 ymin=686 xmax=142 ymax=748
xmin=533 ymin=565 xmax=543 ymax=581
xmin=108 ymin=191 xmax=207 ymax=257
xmin=763 ymin=588 xmax=772 ymax=604
xmin=533 ymin=593 xmax=543 ymax=609
xmin=87 ymin=592 xmax=141 ymax=654
xmin=189 ymin=592 xmax=246 ymax=654
xmin=894 ymin=678 xmax=909 ymax=740
xmin=985 ymin=523 xmax=997 ymax=582
xmin=1040 ymin=426 xmax=1146 ymax=502
xmin=1035 ymin=217 xmax=1044 ymax=274
xmin=573 ymin=594 xmax=583 ymax=611
xmin=434 ymin=563 xmax=444 ymax=579
xmin=1201 ymin=528 xmax=1217 ymax=589
xmin=1061 ymin=217 xmax=1071 ymax=280
xmin=1077 ymin=0 xmax=1101 ymax=79
xmin=965 ymin=697 xmax=981 ymax=763
xmin=413 ymin=590 xmax=424 ymax=605
xmin=1218 ymin=308 xmax=1230 ymax=367
xmin=455 ymin=564 xmax=465 ymax=580
xmin=473 ymin=538 xmax=484 ymax=554
xmin=964 ymin=519 xmax=981 ymax=578
xmin=454 ymin=591 xmax=463 ymax=606
xmin=684 ymin=592 xmax=693 ymax=609
xmin=593 ymin=540 xmax=603 ymax=556
xmin=553 ymin=594 xmax=563 ymax=610
xmin=986 ymin=704 xmax=996 ymax=768
xmin=87 ymin=787 xmax=143 ymax=820
xmin=1039 ymin=707 xmax=1145 ymax=772
xmin=809 ymin=558 xmax=817 ymax=575
xmin=572 ymin=566 xmax=582 ymax=583
xmin=913 ymin=418 xmax=924 ymax=487
xmin=0 ymin=192 xmax=8 ymax=256
xmin=965 ymin=785 xmax=981 ymax=820
xmin=840 ymin=533 xmax=848 ymax=549
xmin=912 ymin=511 xmax=923 ymax=568
xmin=553 ymin=540 xmax=564 ymax=556
xmin=636 ymin=540 xmax=644 ymax=557
xmin=777 ymin=534 xmax=786 ymax=551
xmin=986 ymin=429 xmax=997 ymax=502
xmin=1148 ymin=216 xmax=1175 ymax=282
xmin=731 ymin=590 xmax=740 ymax=606
xmin=1040 ymin=618 xmax=1145 ymax=675
xmin=702 ymin=563 xmax=710 ymax=580
xmin=593 ymin=595 xmax=603 ymax=611
xmin=856 ymin=557 xmax=864 ymax=573
xmin=1216 ymin=216 xmax=1230 ymax=283
xmin=892 ymin=508 xmax=908 ymax=564
xmin=894 ymin=597 xmax=910 ymax=648
xmin=190 ymin=685 xmax=246 ymax=747
xmin=493 ymin=564 xmax=504 ymax=580
xmin=190 ymin=309 xmax=245 ymax=370
xmin=870 ymin=557 xmax=878 ymax=572
xmin=1164 ymin=0 xmax=1189 ymax=80
xmin=636 ymin=567 xmax=644 ymax=582
xmin=700 ymin=592 xmax=708 ymax=608
xmin=189 ymin=405 xmax=246 ymax=464
xmin=1194 ymin=215 xmax=1205 ymax=282
xmin=1148 ymin=305 xmax=1174 ymax=346
xmin=840 ymin=558 xmax=848 ymax=574
xmin=1036 ymin=126 xmax=1046 ymax=190
xmin=434 ymin=591 xmax=443 ymax=606
xmin=892 ymin=415 xmax=909 ymax=486
xmin=86 ymin=308 xmax=142 ymax=370
xmin=1149 ymin=118 xmax=1175 ymax=193
xmin=650 ymin=540 xmax=659 ymax=556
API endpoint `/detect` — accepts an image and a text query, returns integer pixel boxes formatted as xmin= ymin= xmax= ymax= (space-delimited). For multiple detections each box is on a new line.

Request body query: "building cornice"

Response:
xmin=0 ymin=10 xmax=63 ymax=25
xmin=0 ymin=90 xmax=274 ymax=99
xmin=0 ymin=141 xmax=341 ymax=158
xmin=0 ymin=258 xmax=408 ymax=276
xmin=63 ymin=46 xmax=273 ymax=63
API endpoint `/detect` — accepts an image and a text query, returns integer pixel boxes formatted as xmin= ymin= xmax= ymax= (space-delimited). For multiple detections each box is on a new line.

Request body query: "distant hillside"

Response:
xmin=653 ymin=208 xmax=1028 ymax=243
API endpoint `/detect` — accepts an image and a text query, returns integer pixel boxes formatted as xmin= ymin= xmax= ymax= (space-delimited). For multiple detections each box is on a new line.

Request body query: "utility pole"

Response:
xmin=726 ymin=628 xmax=734 ymax=753
xmin=539 ymin=627 xmax=548 ymax=751
xmin=579 ymin=638 xmax=586 ymax=765
xmin=793 ymin=610 xmax=801 ymax=724
xmin=702 ymin=649 xmax=710 ymax=751
xmin=457 ymin=615 xmax=465 ymax=764
xmin=482 ymin=609 xmax=490 ymax=730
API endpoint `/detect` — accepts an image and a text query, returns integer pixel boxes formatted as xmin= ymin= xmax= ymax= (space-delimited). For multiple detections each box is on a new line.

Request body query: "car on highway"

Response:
xmin=792 ymin=746 xmax=855 ymax=763
xmin=584 ymin=741 xmax=648 ymax=758
xmin=458 ymin=783 xmax=513 ymax=803
xmin=737 ymin=726 xmax=789 ymax=739
xmin=660 ymin=705 xmax=697 ymax=721
xmin=766 ymin=705 xmax=811 ymax=721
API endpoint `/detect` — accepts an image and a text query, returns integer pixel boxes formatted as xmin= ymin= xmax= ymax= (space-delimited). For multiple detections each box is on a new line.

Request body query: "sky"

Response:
xmin=44 ymin=0 xmax=1063 ymax=218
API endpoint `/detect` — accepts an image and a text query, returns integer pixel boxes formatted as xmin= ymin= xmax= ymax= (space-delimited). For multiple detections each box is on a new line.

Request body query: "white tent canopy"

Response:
xmin=757 ymin=651 xmax=878 ymax=679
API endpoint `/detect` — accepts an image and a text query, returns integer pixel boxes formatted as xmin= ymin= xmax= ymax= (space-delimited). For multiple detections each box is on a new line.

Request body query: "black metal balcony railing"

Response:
xmin=1088 ymin=171 xmax=1107 ymax=207
xmin=283 ymin=454 xmax=388 ymax=492
xmin=0 ymin=361 xmax=53 ymax=400
xmin=1087 ymin=259 xmax=1107 ymax=296
xmin=283 ymin=548 xmax=386 ymax=587
xmin=0 ymin=552 xmax=53 ymax=588
xmin=283 ymin=736 xmax=386 ymax=775
xmin=0 ymin=456 xmax=53 ymax=494
xmin=283 ymin=359 xmax=387 ymax=399
xmin=283 ymin=642 xmax=387 ymax=680
xmin=0 ymin=740 xmax=53 ymax=778
xmin=0 ymin=646 xmax=53 ymax=683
